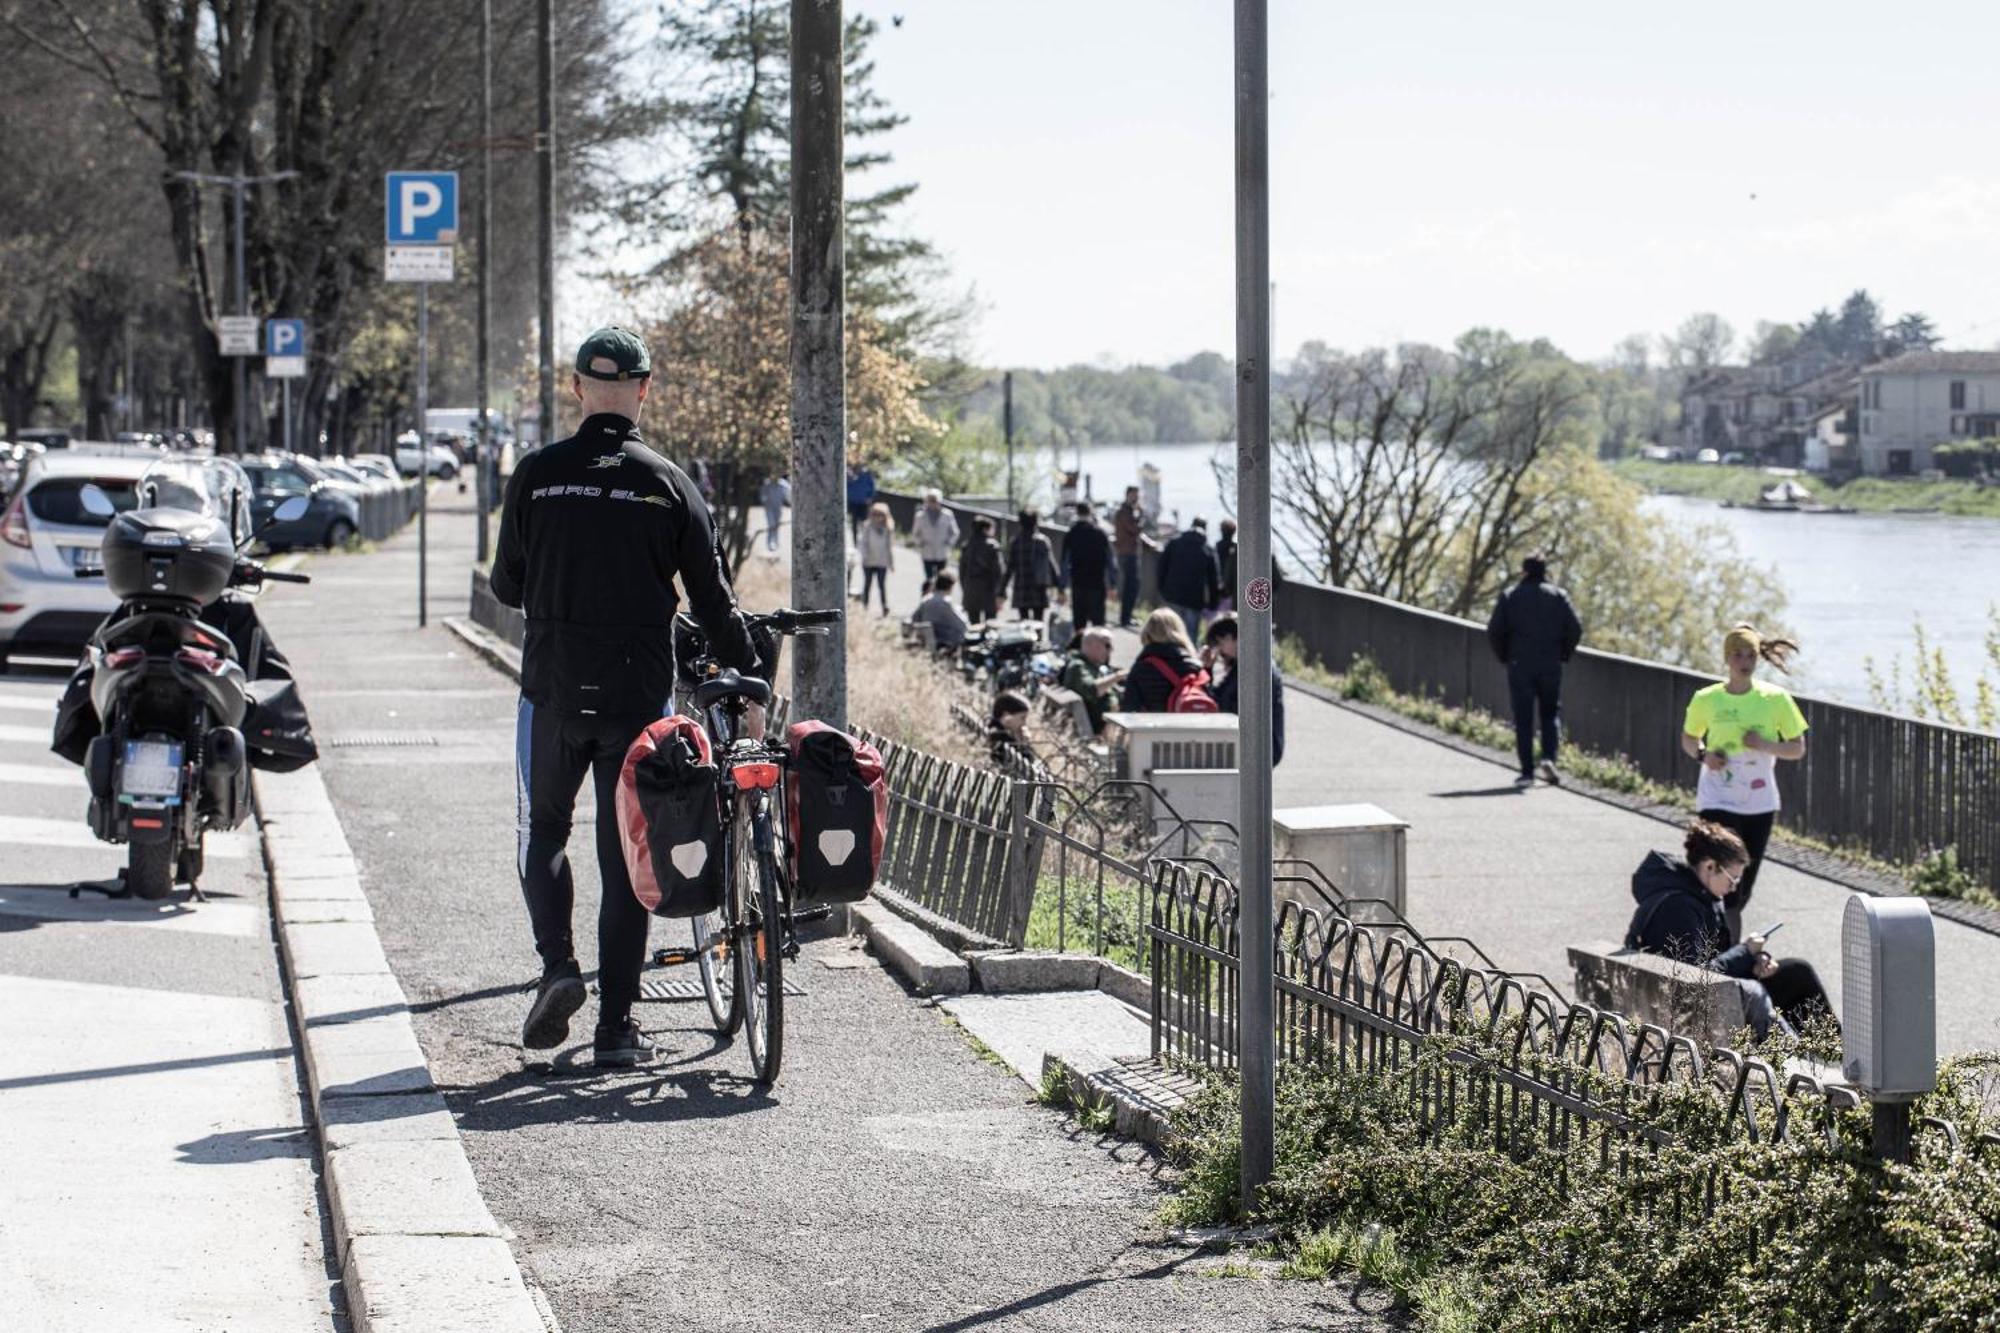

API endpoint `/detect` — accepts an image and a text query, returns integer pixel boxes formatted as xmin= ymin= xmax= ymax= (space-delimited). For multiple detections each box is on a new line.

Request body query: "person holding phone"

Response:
xmin=1680 ymin=623 xmax=1808 ymax=943
xmin=1626 ymin=819 xmax=1835 ymax=1037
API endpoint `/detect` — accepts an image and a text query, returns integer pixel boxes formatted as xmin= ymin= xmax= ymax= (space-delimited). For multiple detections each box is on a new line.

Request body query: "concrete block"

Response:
xmin=278 ymin=896 xmax=376 ymax=924
xmin=294 ymin=972 xmax=411 ymax=1028
xmin=968 ymin=950 xmax=1103 ymax=993
xmin=273 ymin=871 xmax=370 ymax=904
xmin=321 ymin=1092 xmax=461 ymax=1151
xmin=1567 ymin=939 xmax=1748 ymax=1047
xmin=267 ymin=825 xmax=363 ymax=860
xmin=283 ymin=919 xmax=393 ymax=979
xmin=342 ymin=1235 xmax=546 ymax=1333
xmin=304 ymin=1014 xmax=435 ymax=1100
xmin=1096 ymin=959 xmax=1152 ymax=1013
xmin=941 ymin=990 xmax=1150 ymax=1088
xmin=324 ymin=1140 xmax=503 ymax=1253
xmin=853 ymin=902 xmax=969 ymax=996
xmin=271 ymin=852 xmax=362 ymax=882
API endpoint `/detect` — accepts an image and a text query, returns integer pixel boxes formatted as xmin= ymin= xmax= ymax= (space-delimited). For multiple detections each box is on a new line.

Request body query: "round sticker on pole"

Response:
xmin=1244 ymin=577 xmax=1273 ymax=612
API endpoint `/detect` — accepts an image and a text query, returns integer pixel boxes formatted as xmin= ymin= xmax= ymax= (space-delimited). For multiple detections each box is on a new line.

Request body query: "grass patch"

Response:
xmin=1021 ymin=869 xmax=1146 ymax=972
xmin=1613 ymin=458 xmax=2000 ymax=518
xmin=938 ymin=1011 xmax=1011 ymax=1072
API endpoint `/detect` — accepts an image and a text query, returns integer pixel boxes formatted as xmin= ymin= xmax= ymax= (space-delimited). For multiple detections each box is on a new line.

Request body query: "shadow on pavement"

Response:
xmin=0 ymin=1046 xmax=292 ymax=1093
xmin=1431 ymin=785 xmax=1531 ymax=798
xmin=175 ymin=1125 xmax=313 ymax=1165
xmin=445 ymin=1040 xmax=778 ymax=1132
xmin=917 ymin=1251 xmax=1199 ymax=1332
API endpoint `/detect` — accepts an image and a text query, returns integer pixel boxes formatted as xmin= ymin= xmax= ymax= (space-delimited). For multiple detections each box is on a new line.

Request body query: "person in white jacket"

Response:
xmin=857 ymin=501 xmax=896 ymax=615
xmin=911 ymin=489 xmax=960 ymax=582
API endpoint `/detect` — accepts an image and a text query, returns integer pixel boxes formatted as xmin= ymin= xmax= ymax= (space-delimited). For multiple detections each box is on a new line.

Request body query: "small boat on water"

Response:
xmin=1720 ymin=478 xmax=1856 ymax=514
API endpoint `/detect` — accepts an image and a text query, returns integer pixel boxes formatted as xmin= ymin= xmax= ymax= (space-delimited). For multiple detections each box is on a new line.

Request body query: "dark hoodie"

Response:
xmin=1625 ymin=851 xmax=1755 ymax=978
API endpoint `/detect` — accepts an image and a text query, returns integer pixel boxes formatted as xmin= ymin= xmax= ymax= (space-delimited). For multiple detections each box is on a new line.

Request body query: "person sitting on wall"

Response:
xmin=987 ymin=690 xmax=1036 ymax=768
xmin=1626 ymin=818 xmax=1836 ymax=1040
xmin=1058 ymin=626 xmax=1125 ymax=736
xmin=908 ymin=569 xmax=968 ymax=652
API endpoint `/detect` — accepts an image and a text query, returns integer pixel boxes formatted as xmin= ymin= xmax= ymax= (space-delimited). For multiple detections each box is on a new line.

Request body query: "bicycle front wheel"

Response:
xmin=732 ymin=800 xmax=785 ymax=1085
xmin=692 ymin=905 xmax=740 ymax=1034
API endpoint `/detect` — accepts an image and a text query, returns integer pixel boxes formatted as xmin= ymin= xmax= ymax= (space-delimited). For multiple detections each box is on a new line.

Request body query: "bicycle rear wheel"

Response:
xmin=691 ymin=905 xmax=740 ymax=1033
xmin=732 ymin=800 xmax=785 ymax=1085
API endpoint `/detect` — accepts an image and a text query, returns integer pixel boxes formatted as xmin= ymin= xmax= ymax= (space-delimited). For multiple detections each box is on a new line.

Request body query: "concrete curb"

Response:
xmin=256 ymin=765 xmax=553 ymax=1333
xmin=852 ymin=900 xmax=970 ymax=995
xmin=442 ymin=615 xmax=521 ymax=681
xmin=1039 ymin=1048 xmax=1200 ymax=1147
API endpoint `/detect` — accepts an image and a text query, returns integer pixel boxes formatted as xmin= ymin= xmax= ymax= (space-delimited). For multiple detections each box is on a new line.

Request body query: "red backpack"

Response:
xmin=1147 ymin=655 xmax=1219 ymax=714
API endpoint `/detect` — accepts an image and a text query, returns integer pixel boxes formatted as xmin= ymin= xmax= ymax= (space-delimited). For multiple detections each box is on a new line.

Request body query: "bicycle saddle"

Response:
xmin=692 ymin=669 xmax=771 ymax=711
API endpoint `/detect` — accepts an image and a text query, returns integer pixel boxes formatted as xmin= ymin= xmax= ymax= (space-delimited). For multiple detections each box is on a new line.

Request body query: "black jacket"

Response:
xmin=1001 ymin=529 xmax=1057 ymax=597
xmin=492 ymin=413 xmax=755 ymax=715
xmin=959 ymin=535 xmax=1002 ymax=608
xmin=1487 ymin=578 xmax=1583 ymax=671
xmin=1215 ymin=533 xmax=1238 ymax=597
xmin=1158 ymin=529 xmax=1219 ymax=609
xmin=1121 ymin=642 xmax=1207 ymax=713
xmin=1063 ymin=519 xmax=1113 ymax=586
xmin=1212 ymin=659 xmax=1285 ymax=765
xmin=1624 ymin=851 xmax=1754 ymax=976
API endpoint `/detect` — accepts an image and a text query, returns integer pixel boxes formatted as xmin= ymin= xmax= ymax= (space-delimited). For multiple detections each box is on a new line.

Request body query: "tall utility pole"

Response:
xmin=789 ymin=0 xmax=846 ymax=728
xmin=476 ymin=0 xmax=494 ymax=562
xmin=535 ymin=0 xmax=556 ymax=449
xmin=1233 ymin=0 xmax=1277 ymax=1212
xmin=172 ymin=169 xmax=296 ymax=454
xmin=1003 ymin=370 xmax=1015 ymax=509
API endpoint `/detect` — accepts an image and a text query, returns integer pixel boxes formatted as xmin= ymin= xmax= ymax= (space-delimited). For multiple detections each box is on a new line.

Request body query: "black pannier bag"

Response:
xmin=785 ymin=721 xmax=888 ymax=904
xmin=617 ymin=715 xmax=726 ymax=917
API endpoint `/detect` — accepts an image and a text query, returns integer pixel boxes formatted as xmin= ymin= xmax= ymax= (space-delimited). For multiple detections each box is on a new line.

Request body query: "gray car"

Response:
xmin=240 ymin=455 xmax=362 ymax=550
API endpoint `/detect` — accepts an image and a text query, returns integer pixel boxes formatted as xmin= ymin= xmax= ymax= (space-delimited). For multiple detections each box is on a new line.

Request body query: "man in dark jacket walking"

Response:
xmin=493 ymin=327 xmax=758 ymax=1068
xmin=1157 ymin=517 xmax=1219 ymax=641
xmin=1485 ymin=553 xmax=1583 ymax=787
xmin=1112 ymin=486 xmax=1144 ymax=627
xmin=1061 ymin=502 xmax=1114 ymax=627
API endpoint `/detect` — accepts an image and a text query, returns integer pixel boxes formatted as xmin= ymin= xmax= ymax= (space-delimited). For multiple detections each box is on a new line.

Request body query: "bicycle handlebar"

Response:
xmin=747 ymin=607 xmax=842 ymax=635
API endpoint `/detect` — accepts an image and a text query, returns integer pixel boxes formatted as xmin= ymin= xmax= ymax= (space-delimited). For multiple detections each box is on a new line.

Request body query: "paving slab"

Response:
xmin=283 ymin=918 xmax=394 ymax=978
xmin=303 ymin=1012 xmax=436 ymax=1099
xmin=324 ymin=1139 xmax=504 ymax=1253
xmin=969 ymin=948 xmax=1105 ymax=993
xmin=342 ymin=1234 xmax=548 ymax=1333
xmin=294 ymin=970 xmax=413 ymax=1027
xmin=942 ymin=989 xmax=1152 ymax=1089
xmin=854 ymin=900 xmax=971 ymax=995
xmin=321 ymin=1091 xmax=465 ymax=1150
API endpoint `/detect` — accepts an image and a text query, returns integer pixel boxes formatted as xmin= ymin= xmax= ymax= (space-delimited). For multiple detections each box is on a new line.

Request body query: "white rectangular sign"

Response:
xmin=218 ymin=316 xmax=260 ymax=356
xmin=266 ymin=355 xmax=307 ymax=379
xmin=386 ymin=245 xmax=454 ymax=283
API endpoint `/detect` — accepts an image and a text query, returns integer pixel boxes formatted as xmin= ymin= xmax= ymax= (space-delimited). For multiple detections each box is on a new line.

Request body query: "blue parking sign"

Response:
xmin=266 ymin=319 xmax=307 ymax=357
xmin=385 ymin=171 xmax=459 ymax=243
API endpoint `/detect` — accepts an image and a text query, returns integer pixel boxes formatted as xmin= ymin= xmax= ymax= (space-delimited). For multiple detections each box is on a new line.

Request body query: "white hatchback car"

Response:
xmin=0 ymin=452 xmax=156 ymax=665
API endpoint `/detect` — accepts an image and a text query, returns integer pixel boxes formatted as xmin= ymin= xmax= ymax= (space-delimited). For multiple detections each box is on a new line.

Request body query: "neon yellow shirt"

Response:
xmin=1683 ymin=680 xmax=1808 ymax=815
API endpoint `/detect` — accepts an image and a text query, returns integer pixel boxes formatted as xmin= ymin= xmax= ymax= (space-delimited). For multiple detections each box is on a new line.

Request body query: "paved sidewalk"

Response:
xmin=881 ymin=540 xmax=2000 ymax=1056
xmin=255 ymin=497 xmax=1401 ymax=1332
xmin=0 ymin=669 xmax=339 ymax=1328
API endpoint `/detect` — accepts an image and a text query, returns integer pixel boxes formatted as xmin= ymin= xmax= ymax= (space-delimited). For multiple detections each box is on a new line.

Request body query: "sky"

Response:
xmin=825 ymin=0 xmax=2000 ymax=369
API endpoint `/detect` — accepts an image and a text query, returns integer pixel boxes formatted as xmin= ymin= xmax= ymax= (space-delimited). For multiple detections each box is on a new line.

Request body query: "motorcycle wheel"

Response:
xmin=128 ymin=840 xmax=175 ymax=900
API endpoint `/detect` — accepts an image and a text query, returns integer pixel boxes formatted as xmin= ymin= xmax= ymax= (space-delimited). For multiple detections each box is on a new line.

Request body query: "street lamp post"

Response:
xmin=477 ymin=0 xmax=494 ymax=562
xmin=171 ymin=169 xmax=298 ymax=455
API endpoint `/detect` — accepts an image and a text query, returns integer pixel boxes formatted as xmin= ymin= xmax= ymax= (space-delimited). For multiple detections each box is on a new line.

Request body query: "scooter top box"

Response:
xmin=100 ymin=507 xmax=237 ymax=605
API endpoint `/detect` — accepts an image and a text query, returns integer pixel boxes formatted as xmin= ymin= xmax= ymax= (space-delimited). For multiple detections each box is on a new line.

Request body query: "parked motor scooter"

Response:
xmin=61 ymin=459 xmax=312 ymax=899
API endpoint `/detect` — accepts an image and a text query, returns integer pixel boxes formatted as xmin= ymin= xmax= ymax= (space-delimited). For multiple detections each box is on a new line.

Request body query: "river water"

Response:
xmin=1061 ymin=440 xmax=2000 ymax=711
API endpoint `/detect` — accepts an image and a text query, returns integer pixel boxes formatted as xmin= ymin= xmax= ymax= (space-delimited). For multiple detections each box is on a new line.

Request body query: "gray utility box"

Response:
xmin=1103 ymin=712 xmax=1241 ymax=838
xmin=1272 ymin=804 xmax=1409 ymax=922
xmin=1841 ymin=894 xmax=1936 ymax=1098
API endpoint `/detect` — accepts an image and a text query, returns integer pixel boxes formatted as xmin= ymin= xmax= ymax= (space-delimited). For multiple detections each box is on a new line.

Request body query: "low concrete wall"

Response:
xmin=468 ymin=568 xmax=523 ymax=648
xmin=1568 ymin=939 xmax=1748 ymax=1047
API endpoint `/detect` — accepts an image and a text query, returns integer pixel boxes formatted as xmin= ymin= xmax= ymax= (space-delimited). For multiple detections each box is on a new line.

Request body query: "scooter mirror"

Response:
xmin=78 ymin=483 xmax=116 ymax=518
xmin=272 ymin=496 xmax=310 ymax=523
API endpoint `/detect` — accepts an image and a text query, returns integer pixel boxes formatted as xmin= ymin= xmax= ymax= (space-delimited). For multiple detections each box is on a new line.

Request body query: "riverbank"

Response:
xmin=1612 ymin=458 xmax=2000 ymax=517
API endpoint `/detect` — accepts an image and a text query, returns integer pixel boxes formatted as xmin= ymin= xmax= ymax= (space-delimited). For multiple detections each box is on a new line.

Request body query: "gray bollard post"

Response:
xmin=1841 ymin=893 xmax=1935 ymax=1167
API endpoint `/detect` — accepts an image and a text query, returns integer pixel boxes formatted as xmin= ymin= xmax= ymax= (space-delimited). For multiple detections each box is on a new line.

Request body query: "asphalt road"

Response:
xmin=259 ymin=496 xmax=1399 ymax=1332
xmin=0 ymin=662 xmax=338 ymax=1330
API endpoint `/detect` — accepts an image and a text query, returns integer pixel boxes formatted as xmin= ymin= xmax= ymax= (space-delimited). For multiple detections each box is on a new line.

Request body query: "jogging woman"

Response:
xmin=1679 ymin=624 xmax=1807 ymax=943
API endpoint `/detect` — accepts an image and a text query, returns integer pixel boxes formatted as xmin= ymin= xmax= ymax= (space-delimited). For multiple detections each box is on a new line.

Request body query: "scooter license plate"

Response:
xmin=120 ymin=741 xmax=183 ymax=799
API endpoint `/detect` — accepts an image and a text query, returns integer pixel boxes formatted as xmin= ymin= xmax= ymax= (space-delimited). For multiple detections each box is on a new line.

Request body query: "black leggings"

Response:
xmin=515 ymin=699 xmax=652 ymax=1023
xmin=1763 ymin=958 xmax=1836 ymax=1032
xmin=1699 ymin=807 xmax=1775 ymax=933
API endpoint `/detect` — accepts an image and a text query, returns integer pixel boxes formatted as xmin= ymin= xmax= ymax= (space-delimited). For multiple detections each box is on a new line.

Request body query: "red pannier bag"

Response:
xmin=786 ymin=720 xmax=889 ymax=903
xmin=616 ymin=715 xmax=726 ymax=917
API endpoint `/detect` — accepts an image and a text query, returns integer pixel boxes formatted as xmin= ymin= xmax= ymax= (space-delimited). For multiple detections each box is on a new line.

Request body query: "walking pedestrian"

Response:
xmin=1213 ymin=517 xmax=1239 ymax=614
xmin=1485 ymin=553 xmax=1583 ymax=788
xmin=1626 ymin=819 xmax=1835 ymax=1037
xmin=1112 ymin=485 xmax=1144 ymax=627
xmin=1061 ymin=501 xmax=1115 ymax=628
xmin=1680 ymin=624 xmax=1808 ymax=943
xmin=857 ymin=502 xmax=895 ymax=615
xmin=959 ymin=515 xmax=1003 ymax=624
xmin=490 ymin=326 xmax=759 ymax=1068
xmin=846 ymin=462 xmax=877 ymax=540
xmin=759 ymin=473 xmax=788 ymax=552
xmin=911 ymin=488 xmax=960 ymax=583
xmin=1157 ymin=517 xmax=1220 ymax=642
xmin=999 ymin=508 xmax=1057 ymax=623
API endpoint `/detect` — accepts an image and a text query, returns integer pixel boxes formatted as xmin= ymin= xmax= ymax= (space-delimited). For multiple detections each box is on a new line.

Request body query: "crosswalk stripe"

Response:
xmin=0 ymin=816 xmax=250 ymax=857
xmin=0 ymin=724 xmax=56 ymax=746
xmin=0 ymin=696 xmax=57 ymax=712
xmin=0 ymin=763 xmax=76 ymax=788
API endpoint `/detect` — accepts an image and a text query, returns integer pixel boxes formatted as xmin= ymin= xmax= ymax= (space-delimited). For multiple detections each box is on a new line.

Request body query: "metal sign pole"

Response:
xmin=418 ymin=281 xmax=429 ymax=628
xmin=475 ymin=0 xmax=493 ymax=564
xmin=1233 ymin=0 xmax=1276 ymax=1212
xmin=282 ymin=378 xmax=292 ymax=456
xmin=233 ymin=181 xmax=249 ymax=456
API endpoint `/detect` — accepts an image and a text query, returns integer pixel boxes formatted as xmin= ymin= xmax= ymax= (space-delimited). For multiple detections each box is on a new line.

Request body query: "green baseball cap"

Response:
xmin=574 ymin=326 xmax=651 ymax=381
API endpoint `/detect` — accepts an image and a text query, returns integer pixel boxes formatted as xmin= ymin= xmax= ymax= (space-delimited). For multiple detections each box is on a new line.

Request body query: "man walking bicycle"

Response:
xmin=491 ymin=327 xmax=759 ymax=1067
xmin=1486 ymin=553 xmax=1583 ymax=787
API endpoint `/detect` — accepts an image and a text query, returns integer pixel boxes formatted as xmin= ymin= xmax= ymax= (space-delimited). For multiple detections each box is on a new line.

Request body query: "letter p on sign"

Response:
xmin=385 ymin=171 xmax=459 ymax=244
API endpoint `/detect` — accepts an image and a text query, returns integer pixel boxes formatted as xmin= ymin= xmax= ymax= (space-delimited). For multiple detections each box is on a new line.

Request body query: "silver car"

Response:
xmin=0 ymin=452 xmax=156 ymax=665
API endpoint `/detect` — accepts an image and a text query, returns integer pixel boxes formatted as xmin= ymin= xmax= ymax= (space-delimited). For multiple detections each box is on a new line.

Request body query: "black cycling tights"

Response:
xmin=516 ymin=700 xmax=652 ymax=1023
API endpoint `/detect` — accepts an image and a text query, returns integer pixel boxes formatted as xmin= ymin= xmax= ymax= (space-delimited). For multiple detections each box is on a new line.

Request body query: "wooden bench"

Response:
xmin=1567 ymin=939 xmax=1750 ymax=1048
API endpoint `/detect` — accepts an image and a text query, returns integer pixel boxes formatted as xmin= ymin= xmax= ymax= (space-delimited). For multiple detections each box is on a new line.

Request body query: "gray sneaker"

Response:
xmin=592 ymin=1018 xmax=661 ymax=1068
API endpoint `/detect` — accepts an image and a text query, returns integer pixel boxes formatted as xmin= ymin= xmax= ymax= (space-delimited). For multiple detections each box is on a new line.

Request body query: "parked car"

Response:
xmin=1 ymin=441 xmax=47 ymax=500
xmin=1695 ymin=448 xmax=1721 ymax=464
xmin=348 ymin=455 xmax=402 ymax=484
xmin=15 ymin=428 xmax=72 ymax=452
xmin=0 ymin=452 xmax=154 ymax=664
xmin=239 ymin=453 xmax=362 ymax=550
xmin=393 ymin=432 xmax=459 ymax=479
xmin=1720 ymin=450 xmax=1748 ymax=466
